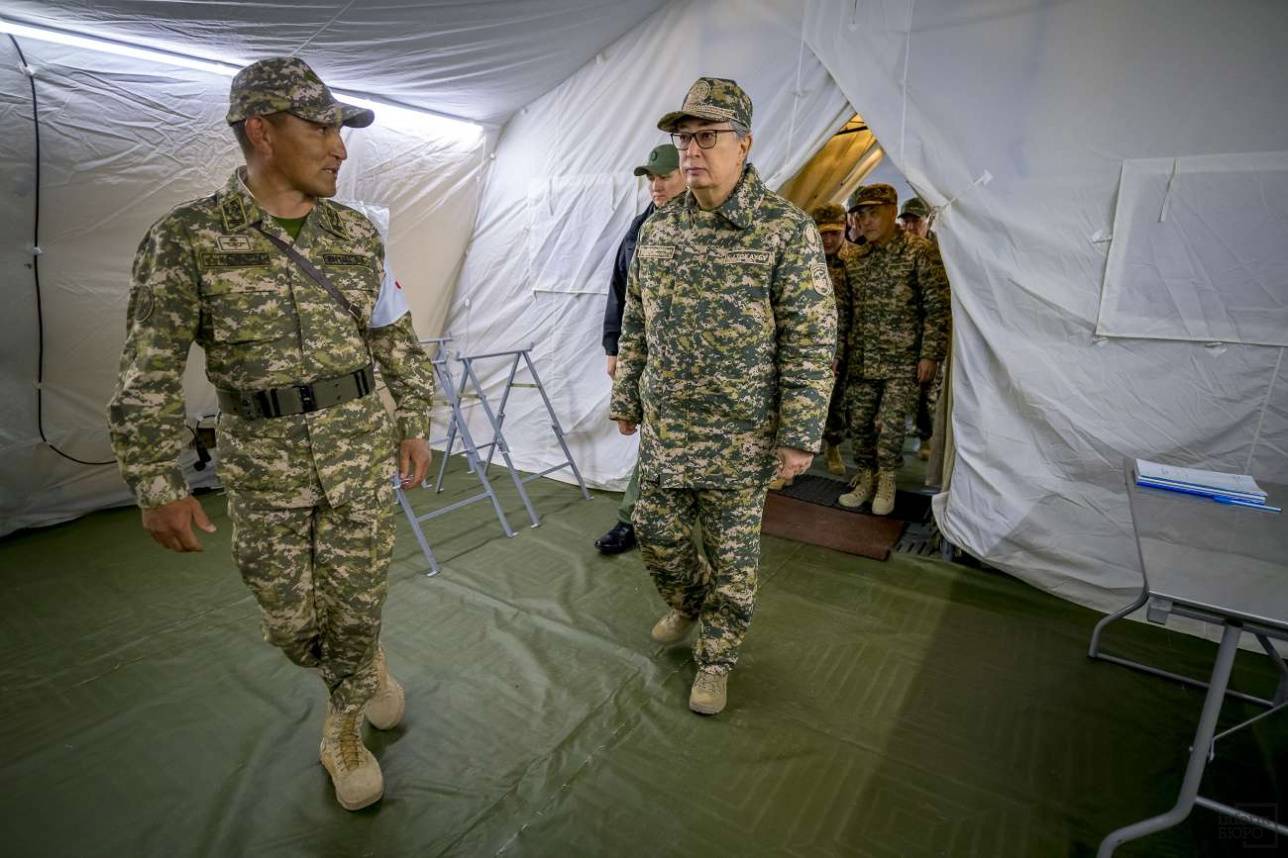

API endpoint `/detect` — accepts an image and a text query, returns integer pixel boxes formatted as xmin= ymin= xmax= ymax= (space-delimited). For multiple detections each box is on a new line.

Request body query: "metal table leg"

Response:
xmin=1097 ymin=622 xmax=1243 ymax=857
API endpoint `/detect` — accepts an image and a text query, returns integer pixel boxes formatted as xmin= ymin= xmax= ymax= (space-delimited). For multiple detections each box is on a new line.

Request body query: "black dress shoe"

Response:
xmin=594 ymin=522 xmax=637 ymax=554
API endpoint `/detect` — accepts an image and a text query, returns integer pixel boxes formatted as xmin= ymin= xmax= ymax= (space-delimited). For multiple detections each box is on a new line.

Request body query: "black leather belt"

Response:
xmin=217 ymin=365 xmax=375 ymax=419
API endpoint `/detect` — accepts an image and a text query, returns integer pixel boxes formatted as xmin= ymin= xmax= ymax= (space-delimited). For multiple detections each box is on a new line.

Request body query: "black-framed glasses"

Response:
xmin=671 ymin=129 xmax=738 ymax=150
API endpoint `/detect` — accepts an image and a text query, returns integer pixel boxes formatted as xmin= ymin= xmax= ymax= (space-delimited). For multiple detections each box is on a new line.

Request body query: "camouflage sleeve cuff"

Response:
xmin=398 ymin=415 xmax=432 ymax=441
xmin=133 ymin=470 xmax=191 ymax=510
xmin=776 ymin=428 xmax=822 ymax=455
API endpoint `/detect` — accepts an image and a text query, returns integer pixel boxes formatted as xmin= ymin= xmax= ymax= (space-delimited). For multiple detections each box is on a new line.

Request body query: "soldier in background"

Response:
xmin=595 ymin=144 xmax=686 ymax=555
xmin=108 ymin=58 xmax=436 ymax=811
xmin=838 ymin=184 xmax=949 ymax=516
xmin=898 ymin=196 xmax=943 ymax=461
xmin=610 ymin=78 xmax=835 ymax=716
xmin=844 ymin=185 xmax=867 ymax=246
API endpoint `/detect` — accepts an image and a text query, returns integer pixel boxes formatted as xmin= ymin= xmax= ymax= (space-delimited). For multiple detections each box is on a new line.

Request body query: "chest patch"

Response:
xmin=321 ymin=253 xmax=370 ymax=267
xmin=715 ymin=249 xmax=773 ymax=266
xmin=216 ymin=235 xmax=256 ymax=252
xmin=202 ymin=251 xmax=271 ymax=269
xmin=637 ymin=245 xmax=675 ymax=261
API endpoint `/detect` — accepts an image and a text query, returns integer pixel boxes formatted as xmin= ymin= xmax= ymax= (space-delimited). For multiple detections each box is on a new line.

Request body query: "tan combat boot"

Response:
xmin=320 ymin=705 xmax=384 ymax=811
xmin=825 ymin=443 xmax=845 ymax=475
xmin=871 ymin=470 xmax=898 ymax=516
xmin=768 ymin=474 xmax=795 ymax=491
xmin=917 ymin=438 xmax=932 ymax=462
xmin=365 ymin=646 xmax=405 ymax=730
xmin=689 ymin=669 xmax=728 ymax=715
xmin=837 ymin=468 xmax=875 ymax=509
xmin=650 ymin=609 xmax=696 ymax=644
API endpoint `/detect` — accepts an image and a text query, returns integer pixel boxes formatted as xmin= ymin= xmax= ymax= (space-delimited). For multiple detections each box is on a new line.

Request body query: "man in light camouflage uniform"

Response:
xmin=610 ymin=78 xmax=836 ymax=715
xmin=838 ymin=184 xmax=950 ymax=516
xmin=107 ymin=57 xmax=436 ymax=811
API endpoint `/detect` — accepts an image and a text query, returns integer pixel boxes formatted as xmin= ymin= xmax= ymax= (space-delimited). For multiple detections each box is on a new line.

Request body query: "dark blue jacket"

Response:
xmin=602 ymin=203 xmax=655 ymax=355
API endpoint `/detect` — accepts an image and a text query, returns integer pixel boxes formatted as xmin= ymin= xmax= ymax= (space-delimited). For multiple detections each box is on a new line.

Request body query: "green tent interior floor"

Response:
xmin=1 ymin=458 xmax=1283 ymax=858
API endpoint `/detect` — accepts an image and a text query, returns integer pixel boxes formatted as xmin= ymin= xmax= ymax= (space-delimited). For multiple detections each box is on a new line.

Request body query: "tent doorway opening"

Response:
xmin=775 ymin=111 xmax=956 ymax=492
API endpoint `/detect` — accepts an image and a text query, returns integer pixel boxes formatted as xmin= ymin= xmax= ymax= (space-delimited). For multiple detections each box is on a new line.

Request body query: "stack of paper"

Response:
xmin=1135 ymin=459 xmax=1279 ymax=511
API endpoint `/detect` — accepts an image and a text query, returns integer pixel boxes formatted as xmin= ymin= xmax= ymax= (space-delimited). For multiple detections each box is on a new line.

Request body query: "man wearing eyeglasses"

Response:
xmin=595 ymin=144 xmax=686 ymax=556
xmin=609 ymin=77 xmax=836 ymax=716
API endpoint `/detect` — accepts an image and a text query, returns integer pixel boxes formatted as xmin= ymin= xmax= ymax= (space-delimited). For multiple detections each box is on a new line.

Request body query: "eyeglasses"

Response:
xmin=670 ymin=129 xmax=738 ymax=150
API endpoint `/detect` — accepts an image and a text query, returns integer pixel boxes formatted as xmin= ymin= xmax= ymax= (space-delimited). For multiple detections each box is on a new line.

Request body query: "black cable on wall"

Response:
xmin=9 ymin=33 xmax=116 ymax=467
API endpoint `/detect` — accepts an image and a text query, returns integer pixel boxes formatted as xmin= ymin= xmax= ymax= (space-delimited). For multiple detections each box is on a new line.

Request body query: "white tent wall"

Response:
xmin=0 ymin=39 xmax=488 ymax=535
xmin=441 ymin=0 xmax=851 ymax=488
xmin=802 ymin=0 xmax=1288 ymax=617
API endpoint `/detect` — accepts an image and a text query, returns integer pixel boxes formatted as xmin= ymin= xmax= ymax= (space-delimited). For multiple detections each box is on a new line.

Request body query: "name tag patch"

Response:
xmin=322 ymin=253 xmax=371 ymax=267
xmin=637 ymin=245 xmax=675 ymax=261
xmin=716 ymin=250 xmax=773 ymax=266
xmin=202 ymin=252 xmax=271 ymax=268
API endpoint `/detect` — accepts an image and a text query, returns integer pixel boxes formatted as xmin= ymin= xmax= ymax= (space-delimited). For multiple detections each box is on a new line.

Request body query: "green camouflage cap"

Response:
xmin=851 ymin=183 xmax=898 ymax=208
xmin=845 ymin=185 xmax=867 ymax=212
xmin=900 ymin=197 xmax=930 ymax=219
xmin=657 ymin=77 xmax=753 ymax=132
xmin=633 ymin=144 xmax=680 ymax=177
xmin=226 ymin=56 xmax=374 ymax=128
xmin=811 ymin=203 xmax=847 ymax=232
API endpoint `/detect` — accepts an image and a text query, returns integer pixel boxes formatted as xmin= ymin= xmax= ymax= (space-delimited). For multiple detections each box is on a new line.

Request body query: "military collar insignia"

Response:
xmin=316 ymin=202 xmax=349 ymax=239
xmin=218 ymin=168 xmax=264 ymax=233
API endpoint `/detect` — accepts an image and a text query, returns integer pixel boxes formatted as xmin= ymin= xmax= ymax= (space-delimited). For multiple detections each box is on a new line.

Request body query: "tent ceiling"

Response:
xmin=0 ymin=0 xmax=669 ymax=124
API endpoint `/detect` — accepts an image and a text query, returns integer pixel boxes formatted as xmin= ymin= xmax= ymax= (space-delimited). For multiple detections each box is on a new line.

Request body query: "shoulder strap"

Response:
xmin=253 ymin=225 xmax=362 ymax=322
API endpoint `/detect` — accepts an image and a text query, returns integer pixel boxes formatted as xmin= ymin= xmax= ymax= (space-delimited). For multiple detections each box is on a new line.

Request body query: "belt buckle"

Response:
xmin=297 ymin=383 xmax=317 ymax=413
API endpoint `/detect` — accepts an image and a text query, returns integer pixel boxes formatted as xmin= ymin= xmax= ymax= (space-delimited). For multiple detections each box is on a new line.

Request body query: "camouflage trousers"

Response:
xmin=229 ymin=486 xmax=395 ymax=710
xmin=633 ymin=481 xmax=768 ymax=674
xmin=915 ymin=364 xmax=944 ymax=442
xmin=847 ymin=377 xmax=919 ymax=472
xmin=823 ymin=367 xmax=848 ymax=446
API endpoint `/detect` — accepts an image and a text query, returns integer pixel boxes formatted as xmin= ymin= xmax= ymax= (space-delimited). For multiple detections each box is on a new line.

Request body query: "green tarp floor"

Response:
xmin=1 ymin=459 xmax=1283 ymax=857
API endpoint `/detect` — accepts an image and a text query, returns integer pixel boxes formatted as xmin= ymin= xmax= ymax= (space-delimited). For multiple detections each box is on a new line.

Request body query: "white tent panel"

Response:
xmin=803 ymin=0 xmax=1288 ymax=617
xmin=440 ymin=0 xmax=851 ymax=488
xmin=0 ymin=0 xmax=668 ymax=124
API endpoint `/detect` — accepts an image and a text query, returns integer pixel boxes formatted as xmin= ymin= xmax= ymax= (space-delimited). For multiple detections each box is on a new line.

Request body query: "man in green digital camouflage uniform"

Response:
xmin=609 ymin=78 xmax=836 ymax=715
xmin=838 ymin=184 xmax=950 ymax=516
xmin=899 ymin=196 xmax=944 ymax=461
xmin=107 ymin=57 xmax=436 ymax=811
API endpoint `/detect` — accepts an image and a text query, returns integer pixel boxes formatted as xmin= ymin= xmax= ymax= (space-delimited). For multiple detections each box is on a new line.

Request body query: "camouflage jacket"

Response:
xmin=609 ymin=164 xmax=837 ymax=489
xmin=108 ymin=168 xmax=436 ymax=510
xmin=843 ymin=229 xmax=950 ymax=380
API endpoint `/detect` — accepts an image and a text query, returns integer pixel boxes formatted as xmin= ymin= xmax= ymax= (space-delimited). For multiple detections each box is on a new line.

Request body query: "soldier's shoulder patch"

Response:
xmin=133 ymin=285 xmax=154 ymax=324
xmin=810 ymin=262 xmax=832 ymax=294
xmin=716 ymin=249 xmax=773 ymax=266
xmin=637 ymin=245 xmax=674 ymax=261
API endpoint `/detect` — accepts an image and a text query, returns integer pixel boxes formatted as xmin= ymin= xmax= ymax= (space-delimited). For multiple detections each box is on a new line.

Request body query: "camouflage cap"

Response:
xmin=657 ymin=77 xmax=752 ymax=133
xmin=845 ymin=185 xmax=867 ymax=212
xmin=900 ymin=197 xmax=930 ymax=219
xmin=850 ymin=183 xmax=898 ymax=208
xmin=633 ymin=144 xmax=680 ymax=177
xmin=226 ymin=56 xmax=374 ymax=128
xmin=811 ymin=203 xmax=847 ymax=233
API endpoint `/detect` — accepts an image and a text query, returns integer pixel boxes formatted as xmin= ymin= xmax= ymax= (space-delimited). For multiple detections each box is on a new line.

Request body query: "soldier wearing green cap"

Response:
xmin=895 ymin=196 xmax=943 ymax=457
xmin=107 ymin=56 xmax=437 ymax=811
xmin=837 ymin=183 xmax=950 ymax=515
xmin=610 ymin=77 xmax=836 ymax=716
xmin=595 ymin=143 xmax=686 ymax=556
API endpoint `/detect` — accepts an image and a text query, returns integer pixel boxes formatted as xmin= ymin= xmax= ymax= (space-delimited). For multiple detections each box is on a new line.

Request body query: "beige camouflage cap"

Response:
xmin=851 ymin=183 xmax=898 ymax=208
xmin=811 ymin=203 xmax=847 ymax=232
xmin=657 ymin=77 xmax=753 ymax=132
xmin=226 ymin=56 xmax=374 ymax=128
